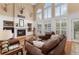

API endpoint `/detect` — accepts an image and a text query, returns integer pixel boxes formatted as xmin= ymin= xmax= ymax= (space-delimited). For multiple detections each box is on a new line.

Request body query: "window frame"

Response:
xmin=56 ymin=20 xmax=67 ymax=35
xmin=55 ymin=3 xmax=67 ymax=16
xmin=36 ymin=9 xmax=42 ymax=20
xmin=44 ymin=3 xmax=52 ymax=19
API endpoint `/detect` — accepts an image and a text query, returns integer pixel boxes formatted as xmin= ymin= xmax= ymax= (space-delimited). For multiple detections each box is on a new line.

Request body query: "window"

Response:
xmin=74 ymin=21 xmax=79 ymax=39
xmin=44 ymin=9 xmax=48 ymax=19
xmin=61 ymin=21 xmax=67 ymax=35
xmin=55 ymin=4 xmax=67 ymax=16
xmin=37 ymin=24 xmax=42 ymax=34
xmin=56 ymin=20 xmax=67 ymax=35
xmin=48 ymin=7 xmax=52 ymax=18
xmin=56 ymin=22 xmax=61 ymax=34
xmin=61 ymin=4 xmax=67 ymax=16
xmin=44 ymin=23 xmax=51 ymax=33
xmin=48 ymin=24 xmax=51 ymax=32
xmin=44 ymin=3 xmax=52 ymax=8
xmin=45 ymin=24 xmax=47 ymax=33
xmin=55 ymin=6 xmax=61 ymax=16
xmin=44 ymin=3 xmax=52 ymax=19
xmin=36 ymin=9 xmax=42 ymax=20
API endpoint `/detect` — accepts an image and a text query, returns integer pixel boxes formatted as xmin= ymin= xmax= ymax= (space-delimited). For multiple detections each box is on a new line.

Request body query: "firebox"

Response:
xmin=17 ymin=29 xmax=26 ymax=36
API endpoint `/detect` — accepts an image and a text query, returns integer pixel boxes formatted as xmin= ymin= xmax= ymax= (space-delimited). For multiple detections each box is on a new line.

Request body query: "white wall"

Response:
xmin=67 ymin=12 xmax=79 ymax=41
xmin=0 ymin=15 xmax=3 ymax=31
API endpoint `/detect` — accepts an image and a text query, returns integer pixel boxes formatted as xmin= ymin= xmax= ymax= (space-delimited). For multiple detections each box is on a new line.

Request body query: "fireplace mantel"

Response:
xmin=14 ymin=27 xmax=27 ymax=29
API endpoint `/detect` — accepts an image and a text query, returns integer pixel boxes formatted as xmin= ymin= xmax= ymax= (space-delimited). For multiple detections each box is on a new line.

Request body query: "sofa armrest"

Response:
xmin=48 ymin=39 xmax=66 ymax=55
xmin=25 ymin=41 xmax=43 ymax=55
xmin=8 ymin=38 xmax=19 ymax=45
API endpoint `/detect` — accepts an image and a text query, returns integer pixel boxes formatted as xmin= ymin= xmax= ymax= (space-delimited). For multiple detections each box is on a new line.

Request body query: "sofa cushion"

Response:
xmin=50 ymin=34 xmax=59 ymax=40
xmin=33 ymin=41 xmax=44 ymax=48
xmin=58 ymin=34 xmax=66 ymax=41
xmin=25 ymin=41 xmax=43 ymax=55
xmin=8 ymin=38 xmax=19 ymax=45
xmin=42 ymin=35 xmax=60 ymax=54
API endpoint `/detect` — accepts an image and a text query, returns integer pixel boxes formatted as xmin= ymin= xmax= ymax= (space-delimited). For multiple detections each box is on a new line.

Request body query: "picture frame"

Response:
xmin=27 ymin=23 xmax=32 ymax=32
xmin=19 ymin=19 xmax=24 ymax=27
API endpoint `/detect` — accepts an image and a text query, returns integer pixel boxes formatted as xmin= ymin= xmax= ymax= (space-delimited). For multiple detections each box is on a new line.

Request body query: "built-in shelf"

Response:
xmin=3 ymin=21 xmax=14 ymax=27
xmin=3 ymin=26 xmax=14 ymax=28
xmin=3 ymin=21 xmax=14 ymax=33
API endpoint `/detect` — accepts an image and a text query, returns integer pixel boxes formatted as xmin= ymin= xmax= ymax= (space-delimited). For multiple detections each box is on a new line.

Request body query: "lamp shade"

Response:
xmin=0 ymin=30 xmax=13 ymax=41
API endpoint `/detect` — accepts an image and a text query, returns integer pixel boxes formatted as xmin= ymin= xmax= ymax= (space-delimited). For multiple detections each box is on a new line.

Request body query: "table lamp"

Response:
xmin=0 ymin=30 xmax=13 ymax=41
xmin=0 ymin=30 xmax=13 ymax=54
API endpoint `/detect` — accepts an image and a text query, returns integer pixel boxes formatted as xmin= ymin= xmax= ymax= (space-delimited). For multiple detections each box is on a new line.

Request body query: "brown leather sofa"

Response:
xmin=8 ymin=38 xmax=19 ymax=45
xmin=39 ymin=32 xmax=52 ymax=40
xmin=25 ymin=34 xmax=66 ymax=55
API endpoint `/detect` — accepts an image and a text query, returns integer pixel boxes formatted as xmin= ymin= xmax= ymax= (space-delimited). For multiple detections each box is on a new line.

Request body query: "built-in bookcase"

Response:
xmin=3 ymin=21 xmax=14 ymax=33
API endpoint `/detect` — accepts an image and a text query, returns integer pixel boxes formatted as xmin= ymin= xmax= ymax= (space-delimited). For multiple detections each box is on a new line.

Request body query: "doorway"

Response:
xmin=72 ymin=19 xmax=79 ymax=42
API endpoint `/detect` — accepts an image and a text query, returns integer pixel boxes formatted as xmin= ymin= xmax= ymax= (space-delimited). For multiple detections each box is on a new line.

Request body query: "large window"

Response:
xmin=36 ymin=9 xmax=42 ymax=20
xmin=56 ymin=20 xmax=67 ymax=35
xmin=45 ymin=23 xmax=51 ymax=33
xmin=56 ymin=22 xmax=60 ymax=34
xmin=44 ymin=3 xmax=52 ymax=19
xmin=55 ymin=4 xmax=67 ymax=16
xmin=37 ymin=24 xmax=42 ymax=34
xmin=61 ymin=21 xmax=67 ymax=35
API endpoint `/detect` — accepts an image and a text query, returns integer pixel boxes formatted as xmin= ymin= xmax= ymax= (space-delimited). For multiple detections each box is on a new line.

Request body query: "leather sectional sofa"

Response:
xmin=25 ymin=34 xmax=66 ymax=55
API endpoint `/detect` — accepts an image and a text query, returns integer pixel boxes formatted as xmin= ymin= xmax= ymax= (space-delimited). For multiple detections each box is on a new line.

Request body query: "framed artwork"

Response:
xmin=19 ymin=19 xmax=24 ymax=27
xmin=27 ymin=23 xmax=32 ymax=32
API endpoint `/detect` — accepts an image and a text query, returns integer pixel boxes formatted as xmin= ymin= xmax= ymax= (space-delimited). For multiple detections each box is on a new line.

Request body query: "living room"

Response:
xmin=0 ymin=3 xmax=79 ymax=55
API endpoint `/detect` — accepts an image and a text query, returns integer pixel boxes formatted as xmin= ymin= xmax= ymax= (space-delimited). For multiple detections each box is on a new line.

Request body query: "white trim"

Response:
xmin=72 ymin=18 xmax=79 ymax=41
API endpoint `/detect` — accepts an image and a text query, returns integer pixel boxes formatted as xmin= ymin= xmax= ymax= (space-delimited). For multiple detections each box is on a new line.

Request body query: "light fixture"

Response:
xmin=0 ymin=30 xmax=13 ymax=41
xmin=0 ymin=30 xmax=13 ymax=54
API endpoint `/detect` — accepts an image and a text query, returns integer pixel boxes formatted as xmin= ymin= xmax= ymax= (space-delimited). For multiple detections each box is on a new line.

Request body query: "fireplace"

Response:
xmin=17 ymin=29 xmax=26 ymax=36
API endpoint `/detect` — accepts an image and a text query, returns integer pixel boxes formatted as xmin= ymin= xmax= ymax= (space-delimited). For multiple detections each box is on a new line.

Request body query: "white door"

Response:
xmin=72 ymin=19 xmax=79 ymax=42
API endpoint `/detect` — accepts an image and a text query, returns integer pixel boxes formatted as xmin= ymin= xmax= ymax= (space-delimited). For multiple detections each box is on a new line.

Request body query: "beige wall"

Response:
xmin=35 ymin=3 xmax=44 ymax=10
xmin=0 ymin=3 xmax=34 ymax=21
xmin=0 ymin=4 xmax=13 ymax=17
xmin=14 ymin=3 xmax=33 ymax=20
xmin=68 ymin=3 xmax=79 ymax=15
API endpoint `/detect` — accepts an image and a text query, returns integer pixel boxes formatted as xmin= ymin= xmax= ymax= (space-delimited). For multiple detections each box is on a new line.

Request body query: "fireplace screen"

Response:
xmin=17 ymin=29 xmax=26 ymax=36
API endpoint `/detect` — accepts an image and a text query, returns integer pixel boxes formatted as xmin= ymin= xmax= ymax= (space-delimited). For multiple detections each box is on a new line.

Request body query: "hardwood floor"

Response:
xmin=65 ymin=41 xmax=72 ymax=55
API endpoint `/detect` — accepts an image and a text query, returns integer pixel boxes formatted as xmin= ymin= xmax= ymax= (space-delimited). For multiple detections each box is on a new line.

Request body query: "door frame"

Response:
xmin=72 ymin=18 xmax=79 ymax=42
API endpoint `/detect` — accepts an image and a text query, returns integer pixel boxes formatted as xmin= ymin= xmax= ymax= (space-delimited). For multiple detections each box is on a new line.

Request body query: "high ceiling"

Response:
xmin=31 ymin=3 xmax=37 ymax=5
